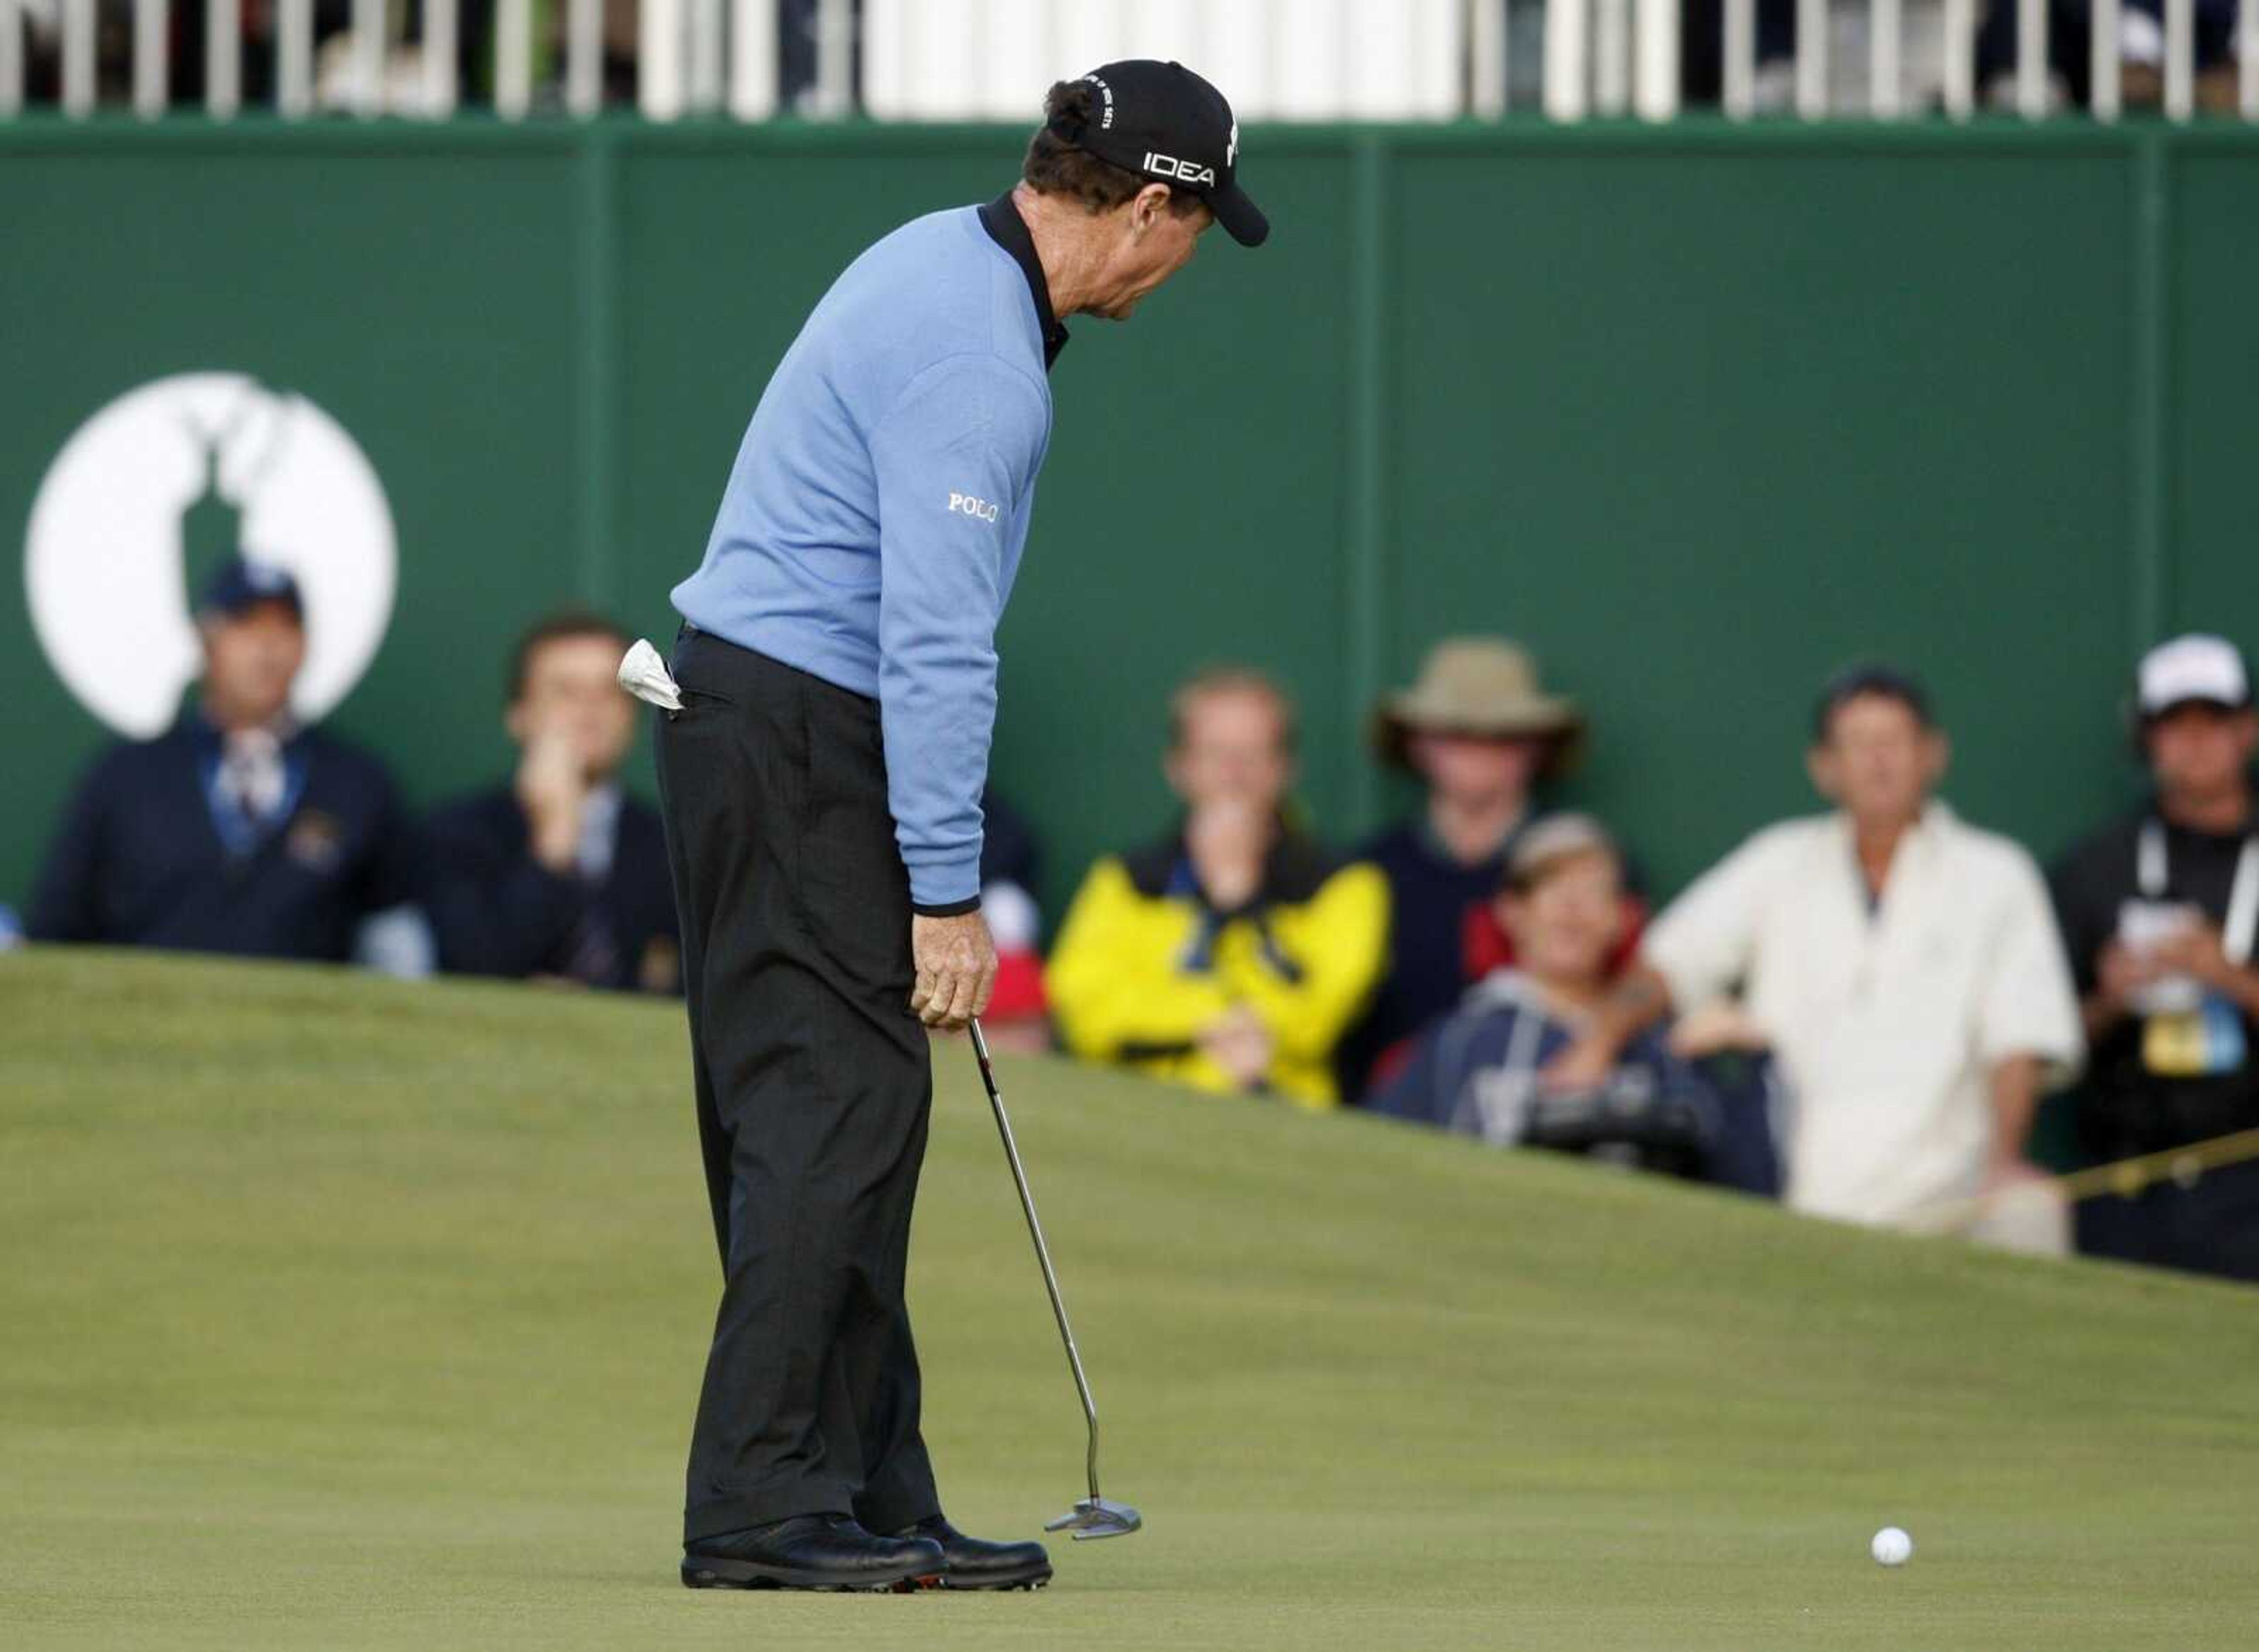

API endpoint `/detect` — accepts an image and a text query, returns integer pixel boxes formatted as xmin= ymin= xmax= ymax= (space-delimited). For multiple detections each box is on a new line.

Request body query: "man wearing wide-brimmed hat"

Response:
xmin=1335 ymin=638 xmax=1591 ymax=1102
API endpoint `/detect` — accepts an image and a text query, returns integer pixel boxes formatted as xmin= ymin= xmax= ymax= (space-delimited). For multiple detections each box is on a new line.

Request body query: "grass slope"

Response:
xmin=3 ymin=950 xmax=2257 ymax=1651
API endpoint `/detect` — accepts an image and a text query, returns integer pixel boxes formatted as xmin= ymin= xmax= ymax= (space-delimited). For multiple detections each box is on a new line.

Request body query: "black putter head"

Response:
xmin=1045 ymin=1497 xmax=1143 ymax=1541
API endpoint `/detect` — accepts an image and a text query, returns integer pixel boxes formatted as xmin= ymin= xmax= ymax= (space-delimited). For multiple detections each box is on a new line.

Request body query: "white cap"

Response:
xmin=1506 ymin=811 xmax=1620 ymax=889
xmin=2139 ymin=634 xmax=2250 ymax=717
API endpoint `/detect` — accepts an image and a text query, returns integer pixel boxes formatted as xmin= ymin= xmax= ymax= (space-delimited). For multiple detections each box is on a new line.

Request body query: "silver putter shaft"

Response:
xmin=967 ymin=1019 xmax=1143 ymax=1541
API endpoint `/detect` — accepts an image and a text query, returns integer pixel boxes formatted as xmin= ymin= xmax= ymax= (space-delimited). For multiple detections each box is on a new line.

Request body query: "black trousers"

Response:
xmin=655 ymin=627 xmax=940 ymax=1544
xmin=2075 ymin=1158 xmax=2259 ymax=1283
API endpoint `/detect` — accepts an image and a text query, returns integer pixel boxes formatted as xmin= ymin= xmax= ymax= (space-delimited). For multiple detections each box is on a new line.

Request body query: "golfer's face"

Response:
xmin=1097 ymin=201 xmax=1214 ymax=319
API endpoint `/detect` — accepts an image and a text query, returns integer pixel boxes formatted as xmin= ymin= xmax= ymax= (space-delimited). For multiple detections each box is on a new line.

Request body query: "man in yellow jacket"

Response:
xmin=1045 ymin=668 xmax=1388 ymax=1108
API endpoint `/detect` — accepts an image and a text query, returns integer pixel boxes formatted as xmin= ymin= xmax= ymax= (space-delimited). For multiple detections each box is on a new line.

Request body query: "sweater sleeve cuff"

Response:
xmin=907 ymin=850 xmax=982 ymax=915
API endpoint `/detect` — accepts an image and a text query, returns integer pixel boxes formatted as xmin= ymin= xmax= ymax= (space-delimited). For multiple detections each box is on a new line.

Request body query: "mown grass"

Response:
xmin=3 ymin=948 xmax=2255 ymax=1651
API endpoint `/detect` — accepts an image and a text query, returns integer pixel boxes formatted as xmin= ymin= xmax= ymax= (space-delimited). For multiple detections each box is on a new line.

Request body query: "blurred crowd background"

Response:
xmin=14 ymin=555 xmax=2259 ymax=1286
xmin=6 ymin=1 xmax=2257 ymax=1327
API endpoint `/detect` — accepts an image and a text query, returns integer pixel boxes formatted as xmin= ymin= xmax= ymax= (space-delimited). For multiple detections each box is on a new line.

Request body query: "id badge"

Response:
xmin=2142 ymin=994 xmax=2248 ymax=1077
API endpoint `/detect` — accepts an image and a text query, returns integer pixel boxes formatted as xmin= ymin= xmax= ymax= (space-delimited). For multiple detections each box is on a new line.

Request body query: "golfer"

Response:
xmin=655 ymin=62 xmax=1267 ymax=1594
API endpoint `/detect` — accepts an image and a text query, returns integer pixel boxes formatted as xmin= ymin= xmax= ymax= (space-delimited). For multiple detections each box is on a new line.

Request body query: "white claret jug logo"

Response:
xmin=948 ymin=492 xmax=1001 ymax=523
xmin=25 ymin=374 xmax=398 ymax=738
xmin=1227 ymin=120 xmax=1240 ymax=168
xmin=1143 ymin=151 xmax=1217 ymax=186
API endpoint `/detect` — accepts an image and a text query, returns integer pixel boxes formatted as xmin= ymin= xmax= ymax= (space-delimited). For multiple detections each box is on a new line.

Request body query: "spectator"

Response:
xmin=26 ymin=557 xmax=416 ymax=962
xmin=1335 ymin=638 xmax=1598 ymax=1102
xmin=1552 ymin=665 xmax=2082 ymax=1244
xmin=975 ymin=786 xmax=1053 ymax=1053
xmin=419 ymin=609 xmax=678 ymax=993
xmin=2050 ymin=635 xmax=2259 ymax=1281
xmin=1976 ymin=0 xmax=2244 ymax=113
xmin=1045 ymin=668 xmax=1387 ymax=1108
xmin=1371 ymin=815 xmax=1726 ymax=1183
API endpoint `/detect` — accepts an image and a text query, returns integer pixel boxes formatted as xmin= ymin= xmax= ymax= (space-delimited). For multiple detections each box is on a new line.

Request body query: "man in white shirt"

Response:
xmin=1551 ymin=666 xmax=2083 ymax=1240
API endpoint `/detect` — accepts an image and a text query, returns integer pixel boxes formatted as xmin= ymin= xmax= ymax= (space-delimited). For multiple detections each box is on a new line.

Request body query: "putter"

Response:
xmin=967 ymin=1018 xmax=1143 ymax=1541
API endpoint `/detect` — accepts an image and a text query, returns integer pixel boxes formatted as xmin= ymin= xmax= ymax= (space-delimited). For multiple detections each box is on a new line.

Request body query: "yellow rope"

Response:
xmin=1912 ymin=1126 xmax=2259 ymax=1234
xmin=2049 ymin=1125 xmax=2259 ymax=1204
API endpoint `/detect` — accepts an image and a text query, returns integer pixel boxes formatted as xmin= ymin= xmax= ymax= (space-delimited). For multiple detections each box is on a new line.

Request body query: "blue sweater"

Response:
xmin=672 ymin=196 xmax=1059 ymax=911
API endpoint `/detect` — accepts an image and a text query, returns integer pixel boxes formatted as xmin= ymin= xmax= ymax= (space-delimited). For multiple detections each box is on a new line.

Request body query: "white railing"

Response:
xmin=864 ymin=0 xmax=1466 ymax=121
xmin=0 ymin=0 xmax=781 ymax=118
xmin=0 ymin=0 xmax=2253 ymax=124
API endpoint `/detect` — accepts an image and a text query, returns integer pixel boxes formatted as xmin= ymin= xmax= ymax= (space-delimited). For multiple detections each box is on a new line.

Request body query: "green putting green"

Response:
xmin=4 ymin=949 xmax=2255 ymax=1651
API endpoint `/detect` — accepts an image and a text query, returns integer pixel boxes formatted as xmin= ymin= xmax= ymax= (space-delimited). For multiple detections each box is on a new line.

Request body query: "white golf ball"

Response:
xmin=1871 ymin=1527 xmax=1913 ymax=1567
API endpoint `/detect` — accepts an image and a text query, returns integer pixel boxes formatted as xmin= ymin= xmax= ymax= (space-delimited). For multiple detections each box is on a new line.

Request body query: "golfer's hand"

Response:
xmin=911 ymin=911 xmax=996 ymax=1031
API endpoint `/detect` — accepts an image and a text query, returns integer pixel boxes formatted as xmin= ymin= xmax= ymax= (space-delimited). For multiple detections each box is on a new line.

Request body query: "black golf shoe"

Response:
xmin=681 ymin=1514 xmax=945 ymax=1592
xmin=888 ymin=1515 xmax=1052 ymax=1591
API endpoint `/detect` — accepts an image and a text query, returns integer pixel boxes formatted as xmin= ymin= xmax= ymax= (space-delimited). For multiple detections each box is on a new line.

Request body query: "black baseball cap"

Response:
xmin=198 ymin=555 xmax=304 ymax=622
xmin=1049 ymin=60 xmax=1268 ymax=248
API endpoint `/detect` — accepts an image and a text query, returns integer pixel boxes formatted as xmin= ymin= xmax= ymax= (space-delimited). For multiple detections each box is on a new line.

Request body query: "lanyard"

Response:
xmin=2137 ymin=820 xmax=2259 ymax=967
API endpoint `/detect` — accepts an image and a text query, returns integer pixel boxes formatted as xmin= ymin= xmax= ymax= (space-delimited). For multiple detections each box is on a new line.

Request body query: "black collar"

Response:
xmin=978 ymin=191 xmax=1068 ymax=371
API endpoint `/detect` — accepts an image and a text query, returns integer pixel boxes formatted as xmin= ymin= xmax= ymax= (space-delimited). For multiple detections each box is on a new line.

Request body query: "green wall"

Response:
xmin=3 ymin=120 xmax=2255 ymax=923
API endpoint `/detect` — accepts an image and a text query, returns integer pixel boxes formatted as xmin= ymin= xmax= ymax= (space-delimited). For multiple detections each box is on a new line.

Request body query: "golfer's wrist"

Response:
xmin=904 ymin=841 xmax=984 ymax=915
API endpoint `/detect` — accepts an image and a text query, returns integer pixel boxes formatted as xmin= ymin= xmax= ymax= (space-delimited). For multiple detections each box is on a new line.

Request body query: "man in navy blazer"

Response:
xmin=420 ymin=611 xmax=679 ymax=994
xmin=28 ymin=557 xmax=414 ymax=962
